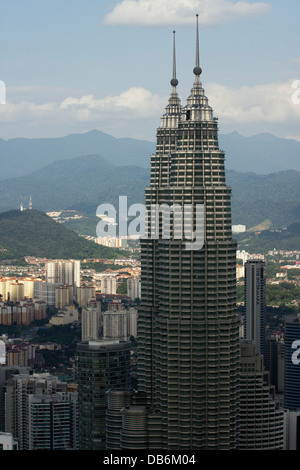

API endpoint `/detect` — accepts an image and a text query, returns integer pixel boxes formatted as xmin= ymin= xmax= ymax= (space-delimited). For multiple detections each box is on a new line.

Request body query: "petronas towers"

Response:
xmin=105 ymin=15 xmax=240 ymax=450
xmin=137 ymin=15 xmax=240 ymax=450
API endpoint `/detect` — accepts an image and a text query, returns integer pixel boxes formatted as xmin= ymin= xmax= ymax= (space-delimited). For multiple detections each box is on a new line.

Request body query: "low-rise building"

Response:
xmin=49 ymin=306 xmax=79 ymax=326
xmin=0 ymin=432 xmax=18 ymax=450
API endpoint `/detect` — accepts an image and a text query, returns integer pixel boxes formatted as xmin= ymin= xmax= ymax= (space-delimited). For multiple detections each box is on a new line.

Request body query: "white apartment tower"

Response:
xmin=127 ymin=277 xmax=141 ymax=300
xmin=81 ymin=307 xmax=101 ymax=342
xmin=103 ymin=310 xmax=128 ymax=341
xmin=46 ymin=260 xmax=81 ymax=288
xmin=100 ymin=274 xmax=117 ymax=295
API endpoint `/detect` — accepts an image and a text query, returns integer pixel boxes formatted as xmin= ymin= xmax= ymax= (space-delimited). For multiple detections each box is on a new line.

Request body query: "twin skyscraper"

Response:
xmin=136 ymin=14 xmax=240 ymax=450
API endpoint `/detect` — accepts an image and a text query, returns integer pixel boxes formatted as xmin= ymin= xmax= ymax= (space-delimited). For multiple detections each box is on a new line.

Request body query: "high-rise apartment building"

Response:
xmin=46 ymin=260 xmax=81 ymax=288
xmin=28 ymin=392 xmax=78 ymax=450
xmin=33 ymin=281 xmax=57 ymax=306
xmin=265 ymin=333 xmax=285 ymax=393
xmin=6 ymin=342 xmax=36 ymax=367
xmin=0 ymin=366 xmax=30 ymax=432
xmin=244 ymin=259 xmax=266 ymax=358
xmin=127 ymin=307 xmax=138 ymax=339
xmin=55 ymin=285 xmax=73 ymax=309
xmin=99 ymin=273 xmax=117 ymax=295
xmin=76 ymin=339 xmax=131 ymax=450
xmin=9 ymin=281 xmax=24 ymax=303
xmin=5 ymin=373 xmax=78 ymax=450
xmin=103 ymin=310 xmax=128 ymax=341
xmin=81 ymin=306 xmax=101 ymax=342
xmin=76 ymin=286 xmax=96 ymax=307
xmin=127 ymin=277 xmax=141 ymax=300
xmin=137 ymin=17 xmax=240 ymax=450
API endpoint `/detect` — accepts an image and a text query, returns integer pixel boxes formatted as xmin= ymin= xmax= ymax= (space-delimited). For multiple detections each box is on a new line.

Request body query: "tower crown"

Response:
xmin=159 ymin=30 xmax=182 ymax=130
xmin=183 ymin=14 xmax=213 ymax=122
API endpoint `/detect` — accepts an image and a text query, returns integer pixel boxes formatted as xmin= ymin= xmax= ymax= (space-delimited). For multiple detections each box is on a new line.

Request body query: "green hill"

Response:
xmin=227 ymin=170 xmax=300 ymax=228
xmin=0 ymin=209 xmax=124 ymax=263
xmin=0 ymin=154 xmax=148 ymax=215
xmin=235 ymin=222 xmax=300 ymax=254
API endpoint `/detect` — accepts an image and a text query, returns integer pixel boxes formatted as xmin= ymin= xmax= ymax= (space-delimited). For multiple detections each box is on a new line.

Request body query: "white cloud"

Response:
xmin=0 ymin=86 xmax=164 ymax=122
xmin=0 ymin=79 xmax=300 ymax=141
xmin=204 ymin=79 xmax=300 ymax=141
xmin=103 ymin=0 xmax=271 ymax=27
xmin=0 ymin=86 xmax=166 ymax=139
xmin=59 ymin=87 xmax=163 ymax=118
xmin=205 ymin=80 xmax=300 ymax=124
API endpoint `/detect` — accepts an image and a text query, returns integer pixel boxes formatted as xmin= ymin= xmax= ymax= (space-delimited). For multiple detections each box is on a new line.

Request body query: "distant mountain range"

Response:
xmin=0 ymin=154 xmax=299 ymax=231
xmin=219 ymin=131 xmax=300 ymax=174
xmin=0 ymin=129 xmax=300 ymax=180
xmin=0 ymin=130 xmax=154 ymax=180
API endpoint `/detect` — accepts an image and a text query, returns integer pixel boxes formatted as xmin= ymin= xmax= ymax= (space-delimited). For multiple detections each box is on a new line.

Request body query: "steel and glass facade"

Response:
xmin=77 ymin=340 xmax=131 ymax=449
xmin=244 ymin=259 xmax=266 ymax=358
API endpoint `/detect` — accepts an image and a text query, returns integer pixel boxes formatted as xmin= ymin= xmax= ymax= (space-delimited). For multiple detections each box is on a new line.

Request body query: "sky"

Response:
xmin=0 ymin=0 xmax=300 ymax=142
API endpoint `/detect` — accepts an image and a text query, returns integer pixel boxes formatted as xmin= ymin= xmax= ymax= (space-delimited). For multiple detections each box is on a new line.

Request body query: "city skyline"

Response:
xmin=0 ymin=0 xmax=300 ymax=142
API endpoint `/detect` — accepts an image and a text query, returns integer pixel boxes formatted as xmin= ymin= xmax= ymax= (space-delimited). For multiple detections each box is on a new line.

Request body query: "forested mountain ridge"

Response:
xmin=0 ymin=155 xmax=298 ymax=230
xmin=0 ymin=209 xmax=124 ymax=263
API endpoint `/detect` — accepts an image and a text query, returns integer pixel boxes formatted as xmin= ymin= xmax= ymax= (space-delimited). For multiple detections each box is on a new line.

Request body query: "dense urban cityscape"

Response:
xmin=0 ymin=240 xmax=299 ymax=451
xmin=1 ymin=1 xmax=300 ymax=459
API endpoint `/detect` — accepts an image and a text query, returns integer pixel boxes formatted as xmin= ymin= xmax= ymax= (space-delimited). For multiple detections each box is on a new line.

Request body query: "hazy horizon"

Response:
xmin=0 ymin=0 xmax=299 ymax=142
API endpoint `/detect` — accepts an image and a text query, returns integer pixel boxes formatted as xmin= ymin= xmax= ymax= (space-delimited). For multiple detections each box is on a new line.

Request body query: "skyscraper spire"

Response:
xmin=193 ymin=14 xmax=202 ymax=78
xmin=170 ymin=30 xmax=178 ymax=89
xmin=158 ymin=30 xmax=182 ymax=132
